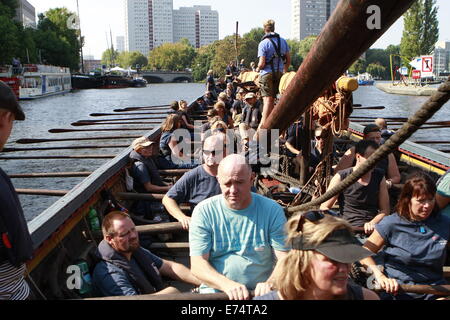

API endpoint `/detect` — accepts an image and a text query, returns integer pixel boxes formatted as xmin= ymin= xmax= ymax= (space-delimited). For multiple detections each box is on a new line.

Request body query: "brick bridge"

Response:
xmin=141 ymin=70 xmax=193 ymax=83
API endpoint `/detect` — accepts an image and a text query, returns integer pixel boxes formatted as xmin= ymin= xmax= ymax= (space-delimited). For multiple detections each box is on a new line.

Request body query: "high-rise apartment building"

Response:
xmin=125 ymin=0 xmax=151 ymax=55
xmin=116 ymin=36 xmax=125 ymax=53
xmin=149 ymin=0 xmax=174 ymax=50
xmin=125 ymin=1 xmax=218 ymax=55
xmin=15 ymin=0 xmax=36 ymax=29
xmin=291 ymin=0 xmax=339 ymax=40
xmin=173 ymin=6 xmax=218 ymax=48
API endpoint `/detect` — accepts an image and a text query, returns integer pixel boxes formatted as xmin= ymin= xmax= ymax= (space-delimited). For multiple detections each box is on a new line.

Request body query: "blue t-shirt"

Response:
xmin=166 ymin=165 xmax=221 ymax=207
xmin=189 ymin=193 xmax=288 ymax=291
xmin=375 ymin=213 xmax=450 ymax=284
xmin=93 ymin=248 xmax=163 ymax=297
xmin=258 ymin=34 xmax=289 ymax=75
xmin=437 ymin=170 xmax=450 ymax=218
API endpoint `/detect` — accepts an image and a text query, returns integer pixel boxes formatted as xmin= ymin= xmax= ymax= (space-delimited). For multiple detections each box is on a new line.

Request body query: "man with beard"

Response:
xmin=92 ymin=211 xmax=200 ymax=297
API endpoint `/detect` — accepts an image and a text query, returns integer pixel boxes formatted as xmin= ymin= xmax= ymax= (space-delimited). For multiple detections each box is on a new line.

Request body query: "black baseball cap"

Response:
xmin=292 ymin=228 xmax=373 ymax=263
xmin=0 ymin=80 xmax=25 ymax=120
xmin=363 ymin=124 xmax=380 ymax=135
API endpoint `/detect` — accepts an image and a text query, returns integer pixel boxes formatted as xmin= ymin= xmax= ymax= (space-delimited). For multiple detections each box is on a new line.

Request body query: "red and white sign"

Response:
xmin=421 ymin=56 xmax=433 ymax=77
xmin=412 ymin=70 xmax=421 ymax=79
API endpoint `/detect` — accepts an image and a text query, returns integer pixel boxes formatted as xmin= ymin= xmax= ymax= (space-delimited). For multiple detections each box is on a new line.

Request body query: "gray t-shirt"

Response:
xmin=166 ymin=165 xmax=221 ymax=207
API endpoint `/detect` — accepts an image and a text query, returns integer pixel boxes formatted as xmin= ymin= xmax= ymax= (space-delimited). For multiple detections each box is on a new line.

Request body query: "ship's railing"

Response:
xmin=23 ymin=64 xmax=70 ymax=74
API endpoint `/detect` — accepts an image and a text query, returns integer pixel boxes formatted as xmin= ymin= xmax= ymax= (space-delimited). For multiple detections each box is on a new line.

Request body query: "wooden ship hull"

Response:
xmin=6 ymin=0 xmax=450 ymax=300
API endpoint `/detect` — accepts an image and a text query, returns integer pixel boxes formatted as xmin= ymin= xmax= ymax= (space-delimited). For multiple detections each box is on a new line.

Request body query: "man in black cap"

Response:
xmin=0 ymin=81 xmax=33 ymax=300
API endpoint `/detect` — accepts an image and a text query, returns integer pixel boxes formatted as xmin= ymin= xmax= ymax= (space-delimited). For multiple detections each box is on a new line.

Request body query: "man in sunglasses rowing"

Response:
xmin=162 ymin=134 xmax=229 ymax=230
xmin=189 ymin=154 xmax=289 ymax=300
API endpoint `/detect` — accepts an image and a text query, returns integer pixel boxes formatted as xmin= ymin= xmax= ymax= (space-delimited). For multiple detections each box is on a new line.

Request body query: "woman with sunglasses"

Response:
xmin=360 ymin=172 xmax=450 ymax=300
xmin=255 ymin=210 xmax=379 ymax=300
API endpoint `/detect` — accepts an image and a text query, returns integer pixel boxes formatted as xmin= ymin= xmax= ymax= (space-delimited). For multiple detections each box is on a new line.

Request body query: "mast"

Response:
xmin=76 ymin=0 xmax=84 ymax=73
xmin=235 ymin=21 xmax=239 ymax=67
xmin=110 ymin=28 xmax=115 ymax=67
xmin=262 ymin=0 xmax=417 ymax=133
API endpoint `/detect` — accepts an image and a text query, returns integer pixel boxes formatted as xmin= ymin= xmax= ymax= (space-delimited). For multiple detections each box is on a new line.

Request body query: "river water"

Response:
xmin=1 ymin=82 xmax=449 ymax=222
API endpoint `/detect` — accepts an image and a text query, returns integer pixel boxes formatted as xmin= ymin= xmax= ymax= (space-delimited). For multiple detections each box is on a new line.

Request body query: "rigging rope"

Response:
xmin=288 ymin=77 xmax=450 ymax=213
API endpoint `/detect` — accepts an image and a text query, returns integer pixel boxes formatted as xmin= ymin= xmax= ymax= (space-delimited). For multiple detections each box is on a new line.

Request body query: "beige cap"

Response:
xmin=132 ymin=137 xmax=156 ymax=151
xmin=245 ymin=92 xmax=256 ymax=100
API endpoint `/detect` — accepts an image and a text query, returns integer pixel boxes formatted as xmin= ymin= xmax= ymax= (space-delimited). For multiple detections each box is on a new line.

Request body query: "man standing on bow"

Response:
xmin=255 ymin=19 xmax=291 ymax=137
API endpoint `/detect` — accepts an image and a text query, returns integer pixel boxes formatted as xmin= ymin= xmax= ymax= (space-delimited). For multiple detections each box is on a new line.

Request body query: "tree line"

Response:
xmin=109 ymin=0 xmax=438 ymax=82
xmin=0 ymin=2 xmax=81 ymax=70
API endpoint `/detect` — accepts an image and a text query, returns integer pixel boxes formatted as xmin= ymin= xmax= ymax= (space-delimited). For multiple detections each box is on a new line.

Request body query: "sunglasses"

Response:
xmin=296 ymin=210 xmax=339 ymax=232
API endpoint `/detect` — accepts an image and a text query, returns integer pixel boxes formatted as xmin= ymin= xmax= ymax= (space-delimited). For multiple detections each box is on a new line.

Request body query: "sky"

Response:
xmin=28 ymin=0 xmax=450 ymax=60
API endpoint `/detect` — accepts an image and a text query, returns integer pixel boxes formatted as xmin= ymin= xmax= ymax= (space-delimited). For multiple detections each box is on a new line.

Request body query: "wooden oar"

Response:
xmin=114 ymin=106 xmax=170 ymax=112
xmin=85 ymin=291 xmax=233 ymax=301
xmin=135 ymin=222 xmax=184 ymax=234
xmin=439 ymin=150 xmax=450 ymax=153
xmin=374 ymin=284 xmax=450 ymax=296
xmin=48 ymin=128 xmax=154 ymax=133
xmin=350 ymin=116 xmax=409 ymax=121
xmin=9 ymin=172 xmax=93 ymax=178
xmin=2 ymin=145 xmax=130 ymax=152
xmin=75 ymin=117 xmax=167 ymax=123
xmin=115 ymin=192 xmax=165 ymax=201
xmin=16 ymin=136 xmax=141 ymax=144
xmin=71 ymin=121 xmax=162 ymax=127
xmin=391 ymin=125 xmax=450 ymax=130
xmin=354 ymin=120 xmax=450 ymax=126
xmin=15 ymin=189 xmax=69 ymax=196
xmin=0 ymin=155 xmax=115 ymax=160
xmin=352 ymin=106 xmax=385 ymax=110
xmin=8 ymin=169 xmax=187 ymax=178
xmin=90 ymin=112 xmax=168 ymax=117
xmin=413 ymin=140 xmax=450 ymax=144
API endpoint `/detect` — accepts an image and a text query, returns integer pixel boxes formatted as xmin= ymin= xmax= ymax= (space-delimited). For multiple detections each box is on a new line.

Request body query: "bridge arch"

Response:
xmin=143 ymin=76 xmax=164 ymax=83
xmin=172 ymin=76 xmax=192 ymax=83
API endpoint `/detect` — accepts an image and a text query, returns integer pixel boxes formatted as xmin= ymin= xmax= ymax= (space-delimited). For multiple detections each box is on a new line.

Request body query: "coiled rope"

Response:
xmin=288 ymin=77 xmax=450 ymax=213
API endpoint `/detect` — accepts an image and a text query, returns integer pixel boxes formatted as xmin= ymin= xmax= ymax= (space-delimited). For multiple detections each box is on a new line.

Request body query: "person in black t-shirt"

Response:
xmin=0 ymin=81 xmax=33 ymax=300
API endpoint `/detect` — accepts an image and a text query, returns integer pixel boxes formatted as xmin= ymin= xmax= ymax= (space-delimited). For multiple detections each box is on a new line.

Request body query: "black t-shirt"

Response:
xmin=0 ymin=168 xmax=33 ymax=266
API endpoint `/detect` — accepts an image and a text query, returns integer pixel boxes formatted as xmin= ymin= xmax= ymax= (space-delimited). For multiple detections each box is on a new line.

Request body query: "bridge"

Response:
xmin=141 ymin=70 xmax=193 ymax=83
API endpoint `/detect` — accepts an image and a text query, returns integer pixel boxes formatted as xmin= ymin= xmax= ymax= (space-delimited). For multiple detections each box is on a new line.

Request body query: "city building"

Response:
xmin=116 ymin=36 xmax=125 ymax=53
xmin=434 ymin=41 xmax=450 ymax=77
xmin=173 ymin=5 xmax=218 ymax=48
xmin=149 ymin=0 xmax=174 ymax=50
xmin=291 ymin=0 xmax=339 ymax=41
xmin=83 ymin=59 xmax=102 ymax=72
xmin=125 ymin=0 xmax=151 ymax=55
xmin=125 ymin=1 xmax=218 ymax=56
xmin=15 ymin=0 xmax=36 ymax=29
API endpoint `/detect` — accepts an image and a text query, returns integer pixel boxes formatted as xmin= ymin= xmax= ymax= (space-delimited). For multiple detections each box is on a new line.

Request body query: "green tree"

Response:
xmin=117 ymin=51 xmax=148 ymax=69
xmin=348 ymin=58 xmax=367 ymax=75
xmin=101 ymin=48 xmax=119 ymax=67
xmin=34 ymin=8 xmax=81 ymax=70
xmin=192 ymin=43 xmax=216 ymax=81
xmin=366 ymin=63 xmax=386 ymax=79
xmin=209 ymin=35 xmax=239 ymax=76
xmin=400 ymin=0 xmax=439 ymax=65
xmin=148 ymin=40 xmax=196 ymax=71
xmin=287 ymin=39 xmax=301 ymax=71
xmin=0 ymin=0 xmax=18 ymax=18
xmin=421 ymin=0 xmax=439 ymax=55
xmin=298 ymin=35 xmax=318 ymax=61
xmin=0 ymin=15 xmax=20 ymax=64
xmin=238 ymin=28 xmax=264 ymax=70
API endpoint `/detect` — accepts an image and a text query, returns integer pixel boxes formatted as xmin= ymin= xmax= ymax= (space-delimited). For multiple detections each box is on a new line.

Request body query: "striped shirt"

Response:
xmin=0 ymin=242 xmax=30 ymax=300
